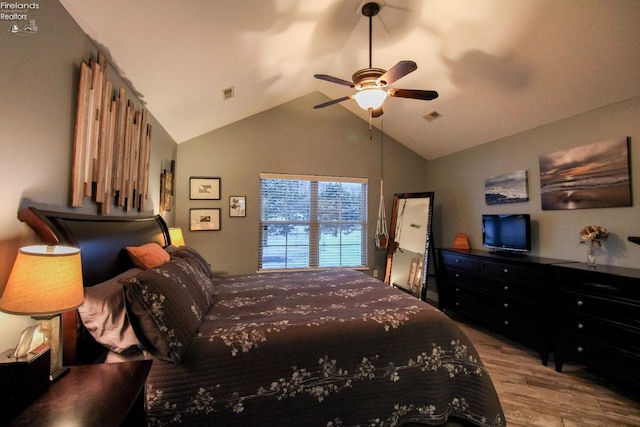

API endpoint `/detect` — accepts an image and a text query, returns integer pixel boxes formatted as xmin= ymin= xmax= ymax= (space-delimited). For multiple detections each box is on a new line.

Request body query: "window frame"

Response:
xmin=259 ymin=173 xmax=368 ymax=271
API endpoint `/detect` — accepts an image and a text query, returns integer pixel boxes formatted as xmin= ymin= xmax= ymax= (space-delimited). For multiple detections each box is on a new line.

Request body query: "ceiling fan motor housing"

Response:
xmin=353 ymin=68 xmax=386 ymax=89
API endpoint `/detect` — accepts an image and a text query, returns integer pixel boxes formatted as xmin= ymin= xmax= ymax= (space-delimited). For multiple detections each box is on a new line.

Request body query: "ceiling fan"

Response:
xmin=313 ymin=1 xmax=438 ymax=118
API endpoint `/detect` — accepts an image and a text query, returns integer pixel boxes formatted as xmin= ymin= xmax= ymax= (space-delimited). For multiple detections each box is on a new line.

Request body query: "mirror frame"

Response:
xmin=384 ymin=192 xmax=434 ymax=301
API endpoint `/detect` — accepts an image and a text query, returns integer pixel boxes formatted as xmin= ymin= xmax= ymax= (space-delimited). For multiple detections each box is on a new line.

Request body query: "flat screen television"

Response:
xmin=482 ymin=214 xmax=531 ymax=254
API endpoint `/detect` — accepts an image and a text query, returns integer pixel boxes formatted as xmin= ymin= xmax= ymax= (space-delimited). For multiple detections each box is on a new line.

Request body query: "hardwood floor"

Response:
xmin=450 ymin=315 xmax=640 ymax=427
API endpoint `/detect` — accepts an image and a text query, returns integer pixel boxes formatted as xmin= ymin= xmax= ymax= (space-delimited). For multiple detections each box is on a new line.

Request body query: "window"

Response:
xmin=259 ymin=173 xmax=368 ymax=270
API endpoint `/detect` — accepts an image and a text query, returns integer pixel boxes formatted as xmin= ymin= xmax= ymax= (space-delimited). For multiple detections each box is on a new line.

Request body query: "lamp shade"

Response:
xmin=0 ymin=245 xmax=84 ymax=316
xmin=354 ymin=88 xmax=387 ymax=110
xmin=169 ymin=227 xmax=185 ymax=246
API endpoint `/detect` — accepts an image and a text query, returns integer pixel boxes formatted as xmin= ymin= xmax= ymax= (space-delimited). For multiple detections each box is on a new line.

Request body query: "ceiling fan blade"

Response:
xmin=388 ymin=88 xmax=439 ymax=101
xmin=313 ymin=95 xmax=353 ymax=109
xmin=376 ymin=60 xmax=417 ymax=86
xmin=371 ymin=107 xmax=383 ymax=118
xmin=314 ymin=74 xmax=355 ymax=87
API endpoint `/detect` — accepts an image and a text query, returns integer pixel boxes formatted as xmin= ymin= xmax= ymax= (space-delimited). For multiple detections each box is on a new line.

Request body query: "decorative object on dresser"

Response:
xmin=452 ymin=232 xmax=470 ymax=251
xmin=0 ymin=245 xmax=84 ymax=381
xmin=71 ymin=52 xmax=152 ymax=213
xmin=579 ymin=225 xmax=609 ymax=267
xmin=384 ymin=192 xmax=434 ymax=301
xmin=438 ymin=248 xmax=571 ymax=365
xmin=553 ymin=263 xmax=640 ymax=387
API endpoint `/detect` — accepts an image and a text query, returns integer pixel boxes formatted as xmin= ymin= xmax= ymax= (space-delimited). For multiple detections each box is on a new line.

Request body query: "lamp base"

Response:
xmin=50 ymin=365 xmax=70 ymax=382
xmin=32 ymin=315 xmax=65 ymax=383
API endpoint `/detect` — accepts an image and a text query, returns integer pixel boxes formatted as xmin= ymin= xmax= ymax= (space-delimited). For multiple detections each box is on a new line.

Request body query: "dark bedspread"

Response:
xmin=144 ymin=269 xmax=505 ymax=426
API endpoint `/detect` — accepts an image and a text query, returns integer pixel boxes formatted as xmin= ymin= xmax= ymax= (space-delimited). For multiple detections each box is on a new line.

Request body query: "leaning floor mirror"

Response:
xmin=384 ymin=192 xmax=434 ymax=301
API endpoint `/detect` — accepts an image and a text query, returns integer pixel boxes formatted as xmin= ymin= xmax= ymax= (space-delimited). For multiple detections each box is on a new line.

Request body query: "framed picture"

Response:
xmin=484 ymin=170 xmax=529 ymax=205
xmin=229 ymin=196 xmax=246 ymax=217
xmin=190 ymin=177 xmax=221 ymax=200
xmin=190 ymin=208 xmax=221 ymax=231
xmin=539 ymin=137 xmax=631 ymax=210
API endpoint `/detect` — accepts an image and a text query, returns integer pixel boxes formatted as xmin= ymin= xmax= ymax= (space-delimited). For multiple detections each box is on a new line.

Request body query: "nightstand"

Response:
xmin=7 ymin=359 xmax=152 ymax=426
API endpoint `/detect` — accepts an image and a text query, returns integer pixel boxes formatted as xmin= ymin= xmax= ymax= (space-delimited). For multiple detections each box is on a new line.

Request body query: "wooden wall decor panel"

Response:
xmin=70 ymin=52 xmax=152 ymax=213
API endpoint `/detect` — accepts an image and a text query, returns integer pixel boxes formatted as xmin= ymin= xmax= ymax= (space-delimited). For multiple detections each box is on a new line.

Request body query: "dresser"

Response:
xmin=553 ymin=263 xmax=640 ymax=386
xmin=438 ymin=248 xmax=569 ymax=365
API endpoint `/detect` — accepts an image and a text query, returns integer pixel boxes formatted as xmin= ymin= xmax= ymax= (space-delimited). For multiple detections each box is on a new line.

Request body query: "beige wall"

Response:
xmin=427 ymin=96 xmax=640 ymax=268
xmin=0 ymin=1 xmax=177 ymax=350
xmin=175 ymin=91 xmax=431 ymax=275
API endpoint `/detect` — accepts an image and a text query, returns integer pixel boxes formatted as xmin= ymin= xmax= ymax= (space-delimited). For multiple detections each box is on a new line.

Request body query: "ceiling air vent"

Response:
xmin=423 ymin=111 xmax=441 ymax=122
xmin=222 ymin=86 xmax=234 ymax=100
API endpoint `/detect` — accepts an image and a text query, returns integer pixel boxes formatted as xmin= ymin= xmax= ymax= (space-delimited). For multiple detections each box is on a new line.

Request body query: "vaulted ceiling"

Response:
xmin=59 ymin=0 xmax=640 ymax=160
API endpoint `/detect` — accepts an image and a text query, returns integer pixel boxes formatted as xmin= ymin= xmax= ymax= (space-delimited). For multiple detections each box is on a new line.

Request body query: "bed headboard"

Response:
xmin=18 ymin=207 xmax=171 ymax=364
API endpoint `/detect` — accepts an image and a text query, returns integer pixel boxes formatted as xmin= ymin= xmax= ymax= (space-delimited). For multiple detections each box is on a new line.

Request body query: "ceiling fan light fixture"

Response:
xmin=354 ymin=88 xmax=387 ymax=110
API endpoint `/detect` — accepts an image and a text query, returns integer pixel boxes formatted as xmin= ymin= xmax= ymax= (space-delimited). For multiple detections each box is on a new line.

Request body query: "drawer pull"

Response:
xmin=455 ymin=302 xmax=460 ymax=306
xmin=504 ymin=320 xmax=509 ymax=325
xmin=503 ymin=268 xmax=509 ymax=274
xmin=455 ymin=287 xmax=460 ymax=292
xmin=455 ymin=273 xmax=460 ymax=278
xmin=577 ymin=323 xmax=584 ymax=329
xmin=503 ymin=303 xmax=509 ymax=308
xmin=577 ymin=346 xmax=583 ymax=353
xmin=577 ymin=300 xmax=584 ymax=306
xmin=504 ymin=285 xmax=509 ymax=291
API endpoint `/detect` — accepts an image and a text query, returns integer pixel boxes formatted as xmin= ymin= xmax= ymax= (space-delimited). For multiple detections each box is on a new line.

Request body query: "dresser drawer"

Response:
xmin=558 ymin=289 xmax=640 ymax=329
xmin=556 ymin=266 xmax=640 ymax=300
xmin=476 ymin=276 xmax=542 ymax=302
xmin=556 ymin=331 xmax=640 ymax=382
xmin=440 ymin=252 xmax=479 ymax=272
xmin=480 ymin=260 xmax=540 ymax=285
xmin=558 ymin=312 xmax=640 ymax=355
xmin=443 ymin=268 xmax=477 ymax=286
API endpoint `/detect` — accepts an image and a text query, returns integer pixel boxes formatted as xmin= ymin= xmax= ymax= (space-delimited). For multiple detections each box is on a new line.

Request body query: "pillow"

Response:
xmin=122 ymin=258 xmax=209 ymax=363
xmin=169 ymin=245 xmax=213 ymax=279
xmin=77 ymin=268 xmax=143 ymax=354
xmin=126 ymin=242 xmax=170 ymax=270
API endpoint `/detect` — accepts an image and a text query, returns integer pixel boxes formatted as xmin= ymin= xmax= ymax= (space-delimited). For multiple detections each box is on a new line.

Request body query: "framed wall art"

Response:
xmin=190 ymin=208 xmax=221 ymax=231
xmin=484 ymin=170 xmax=529 ymax=205
xmin=229 ymin=196 xmax=246 ymax=217
xmin=190 ymin=177 xmax=221 ymax=200
xmin=539 ymin=137 xmax=631 ymax=210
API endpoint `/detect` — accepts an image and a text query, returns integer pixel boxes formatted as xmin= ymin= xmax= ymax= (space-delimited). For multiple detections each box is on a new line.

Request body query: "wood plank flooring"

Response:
xmin=450 ymin=315 xmax=640 ymax=427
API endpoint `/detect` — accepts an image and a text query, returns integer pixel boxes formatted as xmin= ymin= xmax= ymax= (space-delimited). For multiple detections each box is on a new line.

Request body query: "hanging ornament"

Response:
xmin=375 ymin=120 xmax=388 ymax=249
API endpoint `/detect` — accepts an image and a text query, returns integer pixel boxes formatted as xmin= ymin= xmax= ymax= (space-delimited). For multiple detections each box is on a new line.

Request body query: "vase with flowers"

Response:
xmin=579 ymin=225 xmax=609 ymax=267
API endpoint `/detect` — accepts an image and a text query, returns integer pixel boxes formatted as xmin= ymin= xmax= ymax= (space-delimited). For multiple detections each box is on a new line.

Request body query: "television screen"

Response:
xmin=482 ymin=214 xmax=531 ymax=253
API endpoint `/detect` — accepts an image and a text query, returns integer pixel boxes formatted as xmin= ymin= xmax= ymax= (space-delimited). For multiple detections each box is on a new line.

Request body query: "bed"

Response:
xmin=19 ymin=207 xmax=505 ymax=427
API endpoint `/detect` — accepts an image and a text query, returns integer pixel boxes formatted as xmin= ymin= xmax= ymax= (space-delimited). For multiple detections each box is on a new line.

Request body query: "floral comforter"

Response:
xmin=144 ymin=269 xmax=505 ymax=426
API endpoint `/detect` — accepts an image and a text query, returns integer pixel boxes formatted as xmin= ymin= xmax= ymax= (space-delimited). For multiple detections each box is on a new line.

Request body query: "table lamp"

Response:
xmin=0 ymin=245 xmax=84 ymax=381
xmin=169 ymin=227 xmax=185 ymax=246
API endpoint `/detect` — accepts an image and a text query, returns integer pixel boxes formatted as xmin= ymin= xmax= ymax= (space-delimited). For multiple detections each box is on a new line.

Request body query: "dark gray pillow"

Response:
xmin=169 ymin=245 xmax=214 ymax=279
xmin=123 ymin=258 xmax=208 ymax=363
